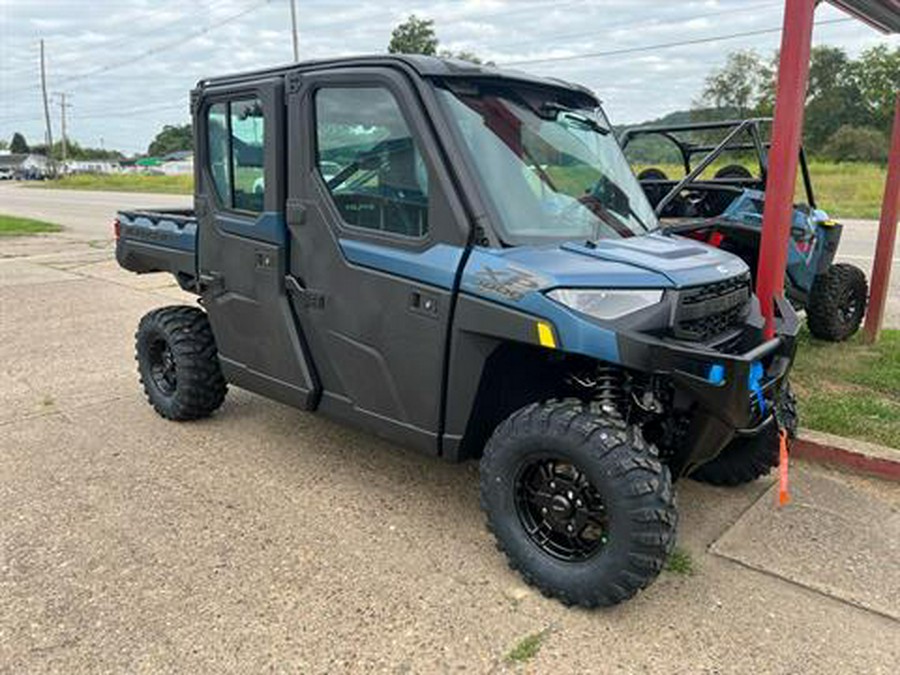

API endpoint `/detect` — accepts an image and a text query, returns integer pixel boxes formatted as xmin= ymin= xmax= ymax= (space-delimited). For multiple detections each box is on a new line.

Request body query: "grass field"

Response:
xmin=791 ymin=328 xmax=900 ymax=449
xmin=632 ymin=160 xmax=887 ymax=220
xmin=0 ymin=214 xmax=62 ymax=236
xmin=26 ymin=161 xmax=888 ymax=220
xmin=32 ymin=174 xmax=193 ymax=194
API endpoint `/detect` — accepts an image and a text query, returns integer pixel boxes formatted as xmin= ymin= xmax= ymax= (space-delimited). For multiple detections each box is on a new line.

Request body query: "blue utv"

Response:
xmin=114 ymin=57 xmax=798 ymax=608
xmin=621 ymin=117 xmax=868 ymax=342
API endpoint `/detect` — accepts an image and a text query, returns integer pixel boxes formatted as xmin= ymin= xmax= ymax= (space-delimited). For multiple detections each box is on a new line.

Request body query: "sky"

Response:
xmin=0 ymin=0 xmax=897 ymax=156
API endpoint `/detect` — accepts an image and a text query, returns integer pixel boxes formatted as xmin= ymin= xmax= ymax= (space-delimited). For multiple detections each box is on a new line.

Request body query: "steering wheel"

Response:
xmin=661 ymin=183 xmax=746 ymax=218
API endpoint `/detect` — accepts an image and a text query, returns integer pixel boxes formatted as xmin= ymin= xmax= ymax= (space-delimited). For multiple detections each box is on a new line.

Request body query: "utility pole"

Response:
xmin=39 ymin=39 xmax=54 ymax=175
xmin=53 ymin=92 xmax=72 ymax=171
xmin=289 ymin=0 xmax=299 ymax=61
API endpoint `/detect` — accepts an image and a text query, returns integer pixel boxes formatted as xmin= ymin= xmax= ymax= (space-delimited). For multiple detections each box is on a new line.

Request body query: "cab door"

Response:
xmin=195 ymin=79 xmax=318 ymax=409
xmin=285 ymin=68 xmax=470 ymax=453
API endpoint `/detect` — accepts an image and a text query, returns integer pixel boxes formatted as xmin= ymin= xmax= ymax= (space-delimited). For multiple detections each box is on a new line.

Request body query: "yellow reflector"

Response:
xmin=536 ymin=321 xmax=557 ymax=349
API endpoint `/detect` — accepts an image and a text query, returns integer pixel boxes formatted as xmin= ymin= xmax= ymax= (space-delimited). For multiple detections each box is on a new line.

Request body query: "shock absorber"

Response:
xmin=594 ymin=365 xmax=626 ymax=417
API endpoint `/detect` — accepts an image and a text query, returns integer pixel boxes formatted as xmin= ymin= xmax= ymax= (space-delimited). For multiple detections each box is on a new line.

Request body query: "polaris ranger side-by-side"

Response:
xmin=116 ymin=56 xmax=798 ymax=608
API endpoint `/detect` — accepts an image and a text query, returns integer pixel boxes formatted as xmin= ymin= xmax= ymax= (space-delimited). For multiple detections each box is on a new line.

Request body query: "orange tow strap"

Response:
xmin=777 ymin=428 xmax=790 ymax=507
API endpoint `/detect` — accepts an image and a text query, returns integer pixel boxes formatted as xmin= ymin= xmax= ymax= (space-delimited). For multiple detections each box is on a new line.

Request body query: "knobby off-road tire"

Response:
xmin=479 ymin=399 xmax=677 ymax=608
xmin=135 ymin=306 xmax=227 ymax=421
xmin=806 ymin=263 xmax=868 ymax=342
xmin=691 ymin=381 xmax=798 ymax=487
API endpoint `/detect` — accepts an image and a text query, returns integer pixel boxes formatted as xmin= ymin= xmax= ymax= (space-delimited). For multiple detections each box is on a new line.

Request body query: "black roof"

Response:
xmin=194 ymin=54 xmax=597 ymax=103
xmin=827 ymin=0 xmax=900 ymax=33
xmin=0 ymin=153 xmax=29 ymax=168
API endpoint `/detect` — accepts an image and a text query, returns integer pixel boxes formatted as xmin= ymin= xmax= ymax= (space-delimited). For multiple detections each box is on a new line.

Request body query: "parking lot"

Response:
xmin=1 ymin=184 xmax=898 ymax=673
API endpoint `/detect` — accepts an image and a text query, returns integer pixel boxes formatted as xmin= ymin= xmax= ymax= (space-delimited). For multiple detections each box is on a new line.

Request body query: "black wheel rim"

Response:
xmin=148 ymin=339 xmax=177 ymax=396
xmin=515 ymin=458 xmax=609 ymax=562
xmin=838 ymin=290 xmax=861 ymax=326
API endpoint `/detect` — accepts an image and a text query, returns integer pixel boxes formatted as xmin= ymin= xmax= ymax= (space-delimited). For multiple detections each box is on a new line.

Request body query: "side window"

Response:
xmin=205 ymin=97 xmax=265 ymax=212
xmin=315 ymin=87 xmax=429 ymax=238
xmin=231 ymin=99 xmax=265 ymax=212
xmin=207 ymin=103 xmax=230 ymax=206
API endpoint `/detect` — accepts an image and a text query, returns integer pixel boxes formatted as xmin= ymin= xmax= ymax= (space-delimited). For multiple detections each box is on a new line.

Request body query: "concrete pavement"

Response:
xmin=1 ymin=184 xmax=899 ymax=672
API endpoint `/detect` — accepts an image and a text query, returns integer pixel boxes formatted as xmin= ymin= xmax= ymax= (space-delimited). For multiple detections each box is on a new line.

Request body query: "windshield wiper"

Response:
xmin=540 ymin=102 xmax=610 ymax=135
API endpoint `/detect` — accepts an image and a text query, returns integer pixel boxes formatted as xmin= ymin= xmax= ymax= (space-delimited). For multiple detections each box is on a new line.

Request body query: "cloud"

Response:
xmin=0 ymin=0 xmax=896 ymax=152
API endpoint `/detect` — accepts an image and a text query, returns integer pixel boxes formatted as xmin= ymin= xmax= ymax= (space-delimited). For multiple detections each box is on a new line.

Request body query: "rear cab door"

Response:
xmin=285 ymin=66 xmax=471 ymax=453
xmin=194 ymin=77 xmax=318 ymax=408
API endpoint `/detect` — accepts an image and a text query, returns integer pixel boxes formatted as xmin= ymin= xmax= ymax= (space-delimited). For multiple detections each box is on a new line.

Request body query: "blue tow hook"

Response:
xmin=707 ymin=364 xmax=726 ymax=385
xmin=748 ymin=361 xmax=766 ymax=414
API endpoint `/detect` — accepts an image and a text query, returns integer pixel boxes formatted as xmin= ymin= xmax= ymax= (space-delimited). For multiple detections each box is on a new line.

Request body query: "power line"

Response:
xmin=0 ymin=100 xmax=186 ymax=126
xmin=0 ymin=0 xmax=270 ymax=96
xmin=56 ymin=0 xmax=271 ymax=87
xmin=485 ymin=0 xmax=783 ymax=53
xmin=501 ymin=17 xmax=854 ymax=67
xmin=48 ymin=1 xmax=220 ymax=61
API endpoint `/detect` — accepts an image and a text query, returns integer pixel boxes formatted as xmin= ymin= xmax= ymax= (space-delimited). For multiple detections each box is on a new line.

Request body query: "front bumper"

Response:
xmin=616 ymin=296 xmax=800 ymax=476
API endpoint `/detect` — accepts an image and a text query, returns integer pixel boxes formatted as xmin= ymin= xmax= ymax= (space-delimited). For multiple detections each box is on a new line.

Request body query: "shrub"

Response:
xmin=822 ymin=125 xmax=888 ymax=163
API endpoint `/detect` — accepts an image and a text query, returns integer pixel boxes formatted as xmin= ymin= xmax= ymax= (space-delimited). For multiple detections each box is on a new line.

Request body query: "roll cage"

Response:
xmin=619 ymin=118 xmax=817 ymax=217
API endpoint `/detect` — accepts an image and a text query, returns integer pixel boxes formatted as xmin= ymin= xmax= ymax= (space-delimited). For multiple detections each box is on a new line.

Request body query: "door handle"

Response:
xmin=286 ymin=275 xmax=326 ymax=310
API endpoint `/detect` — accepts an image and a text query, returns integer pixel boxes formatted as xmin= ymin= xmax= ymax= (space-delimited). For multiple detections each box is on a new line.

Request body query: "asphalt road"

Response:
xmin=1 ymin=182 xmax=896 ymax=327
xmin=0 ymin=183 xmax=190 ymax=239
xmin=1 ymin=182 xmax=899 ymax=671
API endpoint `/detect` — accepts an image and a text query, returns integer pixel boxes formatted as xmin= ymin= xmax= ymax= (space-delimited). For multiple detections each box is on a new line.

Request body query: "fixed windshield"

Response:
xmin=437 ymin=82 xmax=657 ymax=244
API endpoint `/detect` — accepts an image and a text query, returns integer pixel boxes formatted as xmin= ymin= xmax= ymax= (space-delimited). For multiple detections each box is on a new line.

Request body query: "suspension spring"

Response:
xmin=594 ymin=366 xmax=626 ymax=417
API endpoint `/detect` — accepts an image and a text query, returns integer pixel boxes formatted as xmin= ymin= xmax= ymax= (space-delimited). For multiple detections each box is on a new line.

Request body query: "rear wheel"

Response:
xmin=806 ymin=263 xmax=868 ymax=342
xmin=690 ymin=381 xmax=797 ymax=487
xmin=480 ymin=399 xmax=677 ymax=608
xmin=135 ymin=306 xmax=227 ymax=420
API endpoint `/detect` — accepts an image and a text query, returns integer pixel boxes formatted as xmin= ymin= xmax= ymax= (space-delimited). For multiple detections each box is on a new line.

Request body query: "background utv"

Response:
xmin=116 ymin=56 xmax=799 ymax=608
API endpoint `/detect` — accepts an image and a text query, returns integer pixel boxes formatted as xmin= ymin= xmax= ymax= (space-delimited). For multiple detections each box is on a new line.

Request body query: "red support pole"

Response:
xmin=862 ymin=92 xmax=900 ymax=344
xmin=756 ymin=0 xmax=817 ymax=339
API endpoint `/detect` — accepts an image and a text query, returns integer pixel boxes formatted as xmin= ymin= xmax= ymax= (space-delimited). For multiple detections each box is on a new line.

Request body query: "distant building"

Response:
xmin=0 ymin=153 xmax=50 ymax=178
xmin=62 ymin=159 xmax=121 ymax=174
xmin=160 ymin=152 xmax=193 ymax=176
xmin=117 ymin=154 xmax=193 ymax=176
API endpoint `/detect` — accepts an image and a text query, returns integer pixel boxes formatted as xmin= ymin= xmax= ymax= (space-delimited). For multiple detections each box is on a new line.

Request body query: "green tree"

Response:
xmin=853 ymin=45 xmax=900 ymax=133
xmin=803 ymin=46 xmax=869 ymax=152
xmin=822 ymin=125 xmax=888 ymax=163
xmin=388 ymin=15 xmax=438 ymax=56
xmin=147 ymin=124 xmax=193 ymax=156
xmin=10 ymin=132 xmax=29 ymax=154
xmin=30 ymin=140 xmax=122 ymax=161
xmin=0 ymin=139 xmax=8 ymax=151
xmin=700 ymin=50 xmax=772 ymax=117
xmin=387 ymin=15 xmax=485 ymax=64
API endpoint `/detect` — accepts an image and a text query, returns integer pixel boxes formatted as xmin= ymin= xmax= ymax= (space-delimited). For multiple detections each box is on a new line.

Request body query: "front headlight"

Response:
xmin=547 ymin=288 xmax=663 ymax=320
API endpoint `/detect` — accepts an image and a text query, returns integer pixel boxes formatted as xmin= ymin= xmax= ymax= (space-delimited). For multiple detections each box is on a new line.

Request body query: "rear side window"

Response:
xmin=206 ymin=98 xmax=265 ymax=212
xmin=315 ymin=87 xmax=429 ymax=238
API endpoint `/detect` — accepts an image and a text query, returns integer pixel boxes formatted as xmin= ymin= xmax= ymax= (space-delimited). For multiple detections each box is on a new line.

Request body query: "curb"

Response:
xmin=793 ymin=429 xmax=900 ymax=482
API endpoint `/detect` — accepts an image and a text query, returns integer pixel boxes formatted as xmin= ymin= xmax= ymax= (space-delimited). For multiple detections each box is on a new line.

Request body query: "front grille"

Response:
xmin=673 ymin=272 xmax=751 ymax=342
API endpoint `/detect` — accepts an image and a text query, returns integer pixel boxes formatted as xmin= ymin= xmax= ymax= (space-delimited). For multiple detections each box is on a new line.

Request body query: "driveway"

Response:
xmin=1 ymin=184 xmax=898 ymax=673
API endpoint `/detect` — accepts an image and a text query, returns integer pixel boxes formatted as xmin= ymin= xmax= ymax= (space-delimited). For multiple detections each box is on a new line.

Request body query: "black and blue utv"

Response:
xmin=620 ymin=118 xmax=868 ymax=341
xmin=115 ymin=57 xmax=798 ymax=608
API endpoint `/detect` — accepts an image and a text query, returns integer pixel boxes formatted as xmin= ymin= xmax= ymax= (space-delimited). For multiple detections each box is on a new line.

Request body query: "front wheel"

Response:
xmin=479 ymin=399 xmax=677 ymax=608
xmin=690 ymin=381 xmax=797 ymax=486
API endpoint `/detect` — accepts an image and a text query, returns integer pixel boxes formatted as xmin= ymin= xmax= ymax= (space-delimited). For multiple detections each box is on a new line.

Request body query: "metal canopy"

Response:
xmin=827 ymin=0 xmax=900 ymax=33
